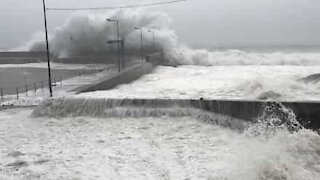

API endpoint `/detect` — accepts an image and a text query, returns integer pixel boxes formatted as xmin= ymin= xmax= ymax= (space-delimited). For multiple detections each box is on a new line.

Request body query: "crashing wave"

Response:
xmin=22 ymin=9 xmax=320 ymax=66
xmin=32 ymin=98 xmax=248 ymax=131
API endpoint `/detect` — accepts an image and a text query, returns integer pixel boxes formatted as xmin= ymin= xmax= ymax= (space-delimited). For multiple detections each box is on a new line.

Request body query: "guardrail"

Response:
xmin=0 ymin=67 xmax=105 ymax=102
xmin=0 ymin=76 xmax=62 ymax=101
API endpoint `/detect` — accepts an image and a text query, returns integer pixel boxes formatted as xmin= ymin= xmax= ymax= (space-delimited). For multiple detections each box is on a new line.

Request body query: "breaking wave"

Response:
xmin=219 ymin=102 xmax=320 ymax=179
xmin=28 ymin=9 xmax=177 ymax=58
xmin=166 ymin=47 xmax=320 ymax=66
xmin=24 ymin=9 xmax=320 ymax=66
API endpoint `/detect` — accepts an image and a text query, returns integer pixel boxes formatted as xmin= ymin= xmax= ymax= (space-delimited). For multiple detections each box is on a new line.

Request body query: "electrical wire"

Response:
xmin=47 ymin=0 xmax=187 ymax=11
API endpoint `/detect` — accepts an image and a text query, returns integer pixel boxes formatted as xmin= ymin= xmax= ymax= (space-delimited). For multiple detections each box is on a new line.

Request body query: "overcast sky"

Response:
xmin=1 ymin=0 xmax=320 ymax=50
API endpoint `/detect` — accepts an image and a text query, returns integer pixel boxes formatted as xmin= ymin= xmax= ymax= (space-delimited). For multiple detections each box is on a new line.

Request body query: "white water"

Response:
xmin=0 ymin=107 xmax=319 ymax=179
xmin=79 ymin=65 xmax=320 ymax=101
xmin=167 ymin=48 xmax=320 ymax=66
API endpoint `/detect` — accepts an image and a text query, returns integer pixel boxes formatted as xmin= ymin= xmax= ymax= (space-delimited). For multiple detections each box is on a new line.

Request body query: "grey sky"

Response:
xmin=1 ymin=0 xmax=320 ymax=50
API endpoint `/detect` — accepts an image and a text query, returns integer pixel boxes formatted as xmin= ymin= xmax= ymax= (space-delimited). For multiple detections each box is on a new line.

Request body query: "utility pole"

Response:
xmin=42 ymin=0 xmax=53 ymax=97
xmin=107 ymin=18 xmax=121 ymax=72
xmin=134 ymin=27 xmax=144 ymax=63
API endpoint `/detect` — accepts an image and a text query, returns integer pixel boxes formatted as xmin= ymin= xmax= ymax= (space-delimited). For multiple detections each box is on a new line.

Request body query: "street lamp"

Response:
xmin=134 ymin=27 xmax=144 ymax=63
xmin=41 ymin=0 xmax=53 ymax=97
xmin=148 ymin=29 xmax=155 ymax=51
xmin=107 ymin=18 xmax=121 ymax=72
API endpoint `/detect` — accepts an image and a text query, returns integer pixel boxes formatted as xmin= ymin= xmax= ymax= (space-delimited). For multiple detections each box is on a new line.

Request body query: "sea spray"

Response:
xmin=219 ymin=103 xmax=320 ymax=180
xmin=166 ymin=47 xmax=320 ymax=66
xmin=24 ymin=9 xmax=320 ymax=66
xmin=28 ymin=9 xmax=177 ymax=58
xmin=245 ymin=102 xmax=303 ymax=138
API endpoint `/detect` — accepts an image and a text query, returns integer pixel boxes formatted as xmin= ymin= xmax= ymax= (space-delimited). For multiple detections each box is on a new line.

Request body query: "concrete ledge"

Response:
xmin=33 ymin=98 xmax=320 ymax=131
xmin=74 ymin=62 xmax=155 ymax=93
xmin=196 ymin=99 xmax=320 ymax=130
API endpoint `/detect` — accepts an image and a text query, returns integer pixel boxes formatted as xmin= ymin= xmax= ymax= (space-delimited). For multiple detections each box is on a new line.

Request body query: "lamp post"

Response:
xmin=107 ymin=18 xmax=121 ymax=72
xmin=148 ymin=29 xmax=155 ymax=50
xmin=134 ymin=27 xmax=144 ymax=63
xmin=42 ymin=0 xmax=53 ymax=97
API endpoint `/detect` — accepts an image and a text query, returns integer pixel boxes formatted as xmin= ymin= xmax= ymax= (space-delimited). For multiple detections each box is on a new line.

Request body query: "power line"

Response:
xmin=47 ymin=0 xmax=187 ymax=11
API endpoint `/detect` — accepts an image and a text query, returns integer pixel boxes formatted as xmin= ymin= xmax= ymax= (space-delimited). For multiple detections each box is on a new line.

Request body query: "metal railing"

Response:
xmin=0 ymin=76 xmax=62 ymax=101
xmin=0 ymin=67 xmax=105 ymax=102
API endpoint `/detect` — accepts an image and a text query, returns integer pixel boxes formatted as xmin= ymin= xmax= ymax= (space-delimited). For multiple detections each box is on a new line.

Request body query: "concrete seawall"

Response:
xmin=195 ymin=99 xmax=320 ymax=130
xmin=34 ymin=98 xmax=320 ymax=131
xmin=74 ymin=62 xmax=155 ymax=93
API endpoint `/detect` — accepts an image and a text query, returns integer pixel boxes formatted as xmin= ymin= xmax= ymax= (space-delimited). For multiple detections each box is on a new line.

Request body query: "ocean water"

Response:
xmin=79 ymin=65 xmax=320 ymax=101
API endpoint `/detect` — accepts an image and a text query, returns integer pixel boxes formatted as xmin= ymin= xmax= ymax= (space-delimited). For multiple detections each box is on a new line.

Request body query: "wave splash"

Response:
xmin=27 ymin=9 xmax=176 ymax=58
xmin=220 ymin=103 xmax=320 ymax=180
xmin=23 ymin=9 xmax=320 ymax=66
xmin=167 ymin=47 xmax=320 ymax=66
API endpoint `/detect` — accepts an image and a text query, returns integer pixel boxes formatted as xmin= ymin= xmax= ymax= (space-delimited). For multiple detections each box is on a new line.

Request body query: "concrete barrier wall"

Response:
xmin=75 ymin=62 xmax=155 ymax=93
xmin=109 ymin=99 xmax=319 ymax=130
xmin=74 ymin=52 xmax=164 ymax=93
xmin=195 ymin=100 xmax=320 ymax=130
xmin=34 ymin=98 xmax=320 ymax=131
